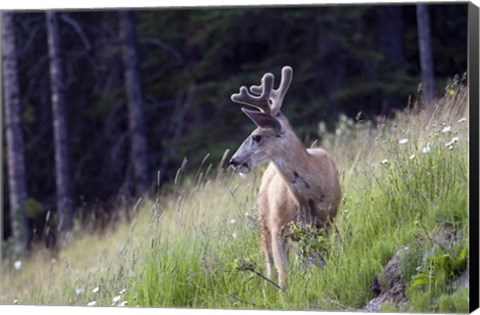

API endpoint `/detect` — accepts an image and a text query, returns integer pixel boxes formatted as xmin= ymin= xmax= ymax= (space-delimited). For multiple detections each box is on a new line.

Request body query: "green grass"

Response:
xmin=1 ymin=87 xmax=469 ymax=311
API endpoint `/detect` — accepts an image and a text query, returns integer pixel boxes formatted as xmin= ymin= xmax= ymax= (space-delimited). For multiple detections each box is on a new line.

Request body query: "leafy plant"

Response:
xmin=288 ymin=221 xmax=331 ymax=268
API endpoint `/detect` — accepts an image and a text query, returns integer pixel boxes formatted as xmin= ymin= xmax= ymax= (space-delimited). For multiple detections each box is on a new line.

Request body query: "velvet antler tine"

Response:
xmin=278 ymin=66 xmax=293 ymax=98
xmin=230 ymin=86 xmax=250 ymax=104
xmin=261 ymin=73 xmax=274 ymax=96
xmin=249 ymin=84 xmax=263 ymax=95
xmin=231 ymin=73 xmax=274 ymax=114
xmin=250 ymin=72 xmax=274 ymax=95
xmin=231 ymin=67 xmax=292 ymax=115
xmin=269 ymin=66 xmax=293 ymax=114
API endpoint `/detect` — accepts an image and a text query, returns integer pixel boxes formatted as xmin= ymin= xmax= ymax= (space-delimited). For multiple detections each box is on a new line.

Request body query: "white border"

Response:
xmin=0 ymin=0 xmax=477 ymax=315
xmin=0 ymin=0 xmax=470 ymax=10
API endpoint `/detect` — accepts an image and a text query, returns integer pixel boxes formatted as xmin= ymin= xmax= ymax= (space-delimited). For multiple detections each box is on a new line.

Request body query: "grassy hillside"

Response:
xmin=1 ymin=86 xmax=469 ymax=312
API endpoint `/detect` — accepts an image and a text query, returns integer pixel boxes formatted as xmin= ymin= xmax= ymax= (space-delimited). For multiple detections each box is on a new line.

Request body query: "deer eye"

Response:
xmin=252 ymin=135 xmax=262 ymax=143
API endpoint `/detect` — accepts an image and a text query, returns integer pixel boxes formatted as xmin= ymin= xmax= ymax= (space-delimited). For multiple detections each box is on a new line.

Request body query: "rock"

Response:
xmin=383 ymin=246 xmax=409 ymax=288
xmin=454 ymin=268 xmax=469 ymax=289
xmin=364 ymin=282 xmax=407 ymax=312
xmin=363 ymin=247 xmax=409 ymax=312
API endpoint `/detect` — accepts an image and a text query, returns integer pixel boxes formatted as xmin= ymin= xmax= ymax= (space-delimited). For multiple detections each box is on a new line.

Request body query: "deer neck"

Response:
xmin=272 ymin=128 xmax=316 ymax=203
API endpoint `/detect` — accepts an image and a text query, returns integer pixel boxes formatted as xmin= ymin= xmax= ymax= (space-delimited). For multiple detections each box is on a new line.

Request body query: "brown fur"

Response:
xmin=256 ymin=120 xmax=341 ymax=288
xmin=229 ymin=66 xmax=341 ymax=288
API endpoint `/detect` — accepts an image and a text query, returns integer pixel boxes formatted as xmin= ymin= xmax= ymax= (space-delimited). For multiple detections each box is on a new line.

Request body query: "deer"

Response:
xmin=229 ymin=66 xmax=341 ymax=289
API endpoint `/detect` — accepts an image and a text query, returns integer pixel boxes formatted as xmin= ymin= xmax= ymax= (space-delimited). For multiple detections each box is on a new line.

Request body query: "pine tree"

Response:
xmin=416 ymin=4 xmax=435 ymax=107
xmin=2 ymin=12 xmax=31 ymax=254
xmin=120 ymin=10 xmax=150 ymax=195
xmin=46 ymin=10 xmax=74 ymax=243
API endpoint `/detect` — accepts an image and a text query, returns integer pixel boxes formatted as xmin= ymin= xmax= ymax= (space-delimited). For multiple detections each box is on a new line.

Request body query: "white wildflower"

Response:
xmin=113 ymin=295 xmax=121 ymax=303
xmin=441 ymin=126 xmax=451 ymax=133
xmin=232 ymin=233 xmax=237 ymax=239
xmin=421 ymin=144 xmax=431 ymax=154
xmin=87 ymin=301 xmax=96 ymax=306
xmin=118 ymin=301 xmax=128 ymax=307
xmin=119 ymin=288 xmax=127 ymax=295
xmin=445 ymin=137 xmax=459 ymax=145
xmin=398 ymin=138 xmax=408 ymax=144
xmin=92 ymin=287 xmax=100 ymax=293
xmin=14 ymin=260 xmax=22 ymax=270
xmin=381 ymin=159 xmax=389 ymax=165
xmin=445 ymin=137 xmax=459 ymax=149
xmin=409 ymin=154 xmax=415 ymax=160
xmin=75 ymin=287 xmax=84 ymax=295
xmin=230 ymin=219 xmax=236 ymax=224
xmin=13 ymin=299 xmax=18 ymax=304
xmin=245 ymin=212 xmax=249 ymax=217
xmin=458 ymin=117 xmax=466 ymax=123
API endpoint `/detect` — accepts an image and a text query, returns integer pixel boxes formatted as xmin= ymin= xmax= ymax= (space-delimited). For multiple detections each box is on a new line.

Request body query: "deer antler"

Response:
xmin=248 ymin=66 xmax=293 ymax=115
xmin=231 ymin=73 xmax=274 ymax=114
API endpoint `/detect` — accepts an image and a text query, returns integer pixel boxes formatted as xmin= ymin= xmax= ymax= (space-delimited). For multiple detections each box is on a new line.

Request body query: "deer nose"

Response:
xmin=229 ymin=158 xmax=238 ymax=167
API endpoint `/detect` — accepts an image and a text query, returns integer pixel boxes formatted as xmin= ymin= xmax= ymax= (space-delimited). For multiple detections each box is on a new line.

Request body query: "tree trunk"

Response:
xmin=416 ymin=4 xmax=435 ymax=107
xmin=46 ymin=11 xmax=74 ymax=241
xmin=378 ymin=5 xmax=405 ymax=66
xmin=159 ymin=88 xmax=194 ymax=184
xmin=2 ymin=12 xmax=31 ymax=254
xmin=377 ymin=5 xmax=405 ymax=114
xmin=120 ymin=10 xmax=150 ymax=195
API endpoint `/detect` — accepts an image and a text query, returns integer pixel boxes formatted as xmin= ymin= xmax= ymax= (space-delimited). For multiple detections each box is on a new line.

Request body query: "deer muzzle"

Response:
xmin=229 ymin=157 xmax=251 ymax=174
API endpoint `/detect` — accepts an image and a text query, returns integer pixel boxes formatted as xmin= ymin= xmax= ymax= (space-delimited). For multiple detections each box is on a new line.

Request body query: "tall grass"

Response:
xmin=1 ymin=86 xmax=469 ymax=312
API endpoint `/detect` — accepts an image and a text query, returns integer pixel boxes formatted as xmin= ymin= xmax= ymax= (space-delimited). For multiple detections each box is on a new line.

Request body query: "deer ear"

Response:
xmin=241 ymin=108 xmax=281 ymax=133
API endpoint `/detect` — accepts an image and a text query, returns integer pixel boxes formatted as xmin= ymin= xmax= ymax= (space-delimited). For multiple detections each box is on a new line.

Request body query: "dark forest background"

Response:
xmin=1 ymin=4 xmax=468 ymax=255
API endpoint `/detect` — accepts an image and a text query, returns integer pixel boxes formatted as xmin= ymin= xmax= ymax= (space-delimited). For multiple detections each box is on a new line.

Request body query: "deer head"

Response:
xmin=229 ymin=66 xmax=293 ymax=174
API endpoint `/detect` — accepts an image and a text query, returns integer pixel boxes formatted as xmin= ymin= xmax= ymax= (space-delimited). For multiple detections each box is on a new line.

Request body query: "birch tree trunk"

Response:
xmin=416 ymin=4 xmax=435 ymax=107
xmin=2 ymin=12 xmax=31 ymax=254
xmin=120 ymin=10 xmax=150 ymax=195
xmin=46 ymin=11 xmax=74 ymax=241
